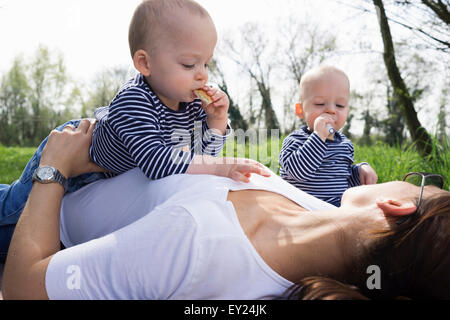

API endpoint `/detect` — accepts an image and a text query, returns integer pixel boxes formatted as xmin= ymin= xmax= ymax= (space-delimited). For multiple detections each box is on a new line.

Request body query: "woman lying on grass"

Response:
xmin=3 ymin=119 xmax=449 ymax=299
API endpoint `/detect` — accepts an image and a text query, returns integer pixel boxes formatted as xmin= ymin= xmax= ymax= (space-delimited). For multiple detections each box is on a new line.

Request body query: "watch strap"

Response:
xmin=32 ymin=166 xmax=68 ymax=192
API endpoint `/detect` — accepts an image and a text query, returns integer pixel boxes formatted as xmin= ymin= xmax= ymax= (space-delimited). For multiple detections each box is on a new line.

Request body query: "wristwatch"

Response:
xmin=32 ymin=166 xmax=68 ymax=192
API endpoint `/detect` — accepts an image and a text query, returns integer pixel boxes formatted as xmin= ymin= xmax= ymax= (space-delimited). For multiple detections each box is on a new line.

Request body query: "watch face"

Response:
xmin=38 ymin=167 xmax=55 ymax=180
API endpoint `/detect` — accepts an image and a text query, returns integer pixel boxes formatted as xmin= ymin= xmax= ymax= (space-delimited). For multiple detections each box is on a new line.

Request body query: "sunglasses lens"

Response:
xmin=424 ymin=176 xmax=444 ymax=188
xmin=404 ymin=173 xmax=444 ymax=188
xmin=404 ymin=174 xmax=423 ymax=186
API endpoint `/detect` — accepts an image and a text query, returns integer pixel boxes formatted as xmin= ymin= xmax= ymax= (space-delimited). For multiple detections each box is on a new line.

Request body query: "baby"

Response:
xmin=0 ymin=0 xmax=269 ymax=262
xmin=92 ymin=0 xmax=231 ymax=179
xmin=279 ymin=65 xmax=377 ymax=206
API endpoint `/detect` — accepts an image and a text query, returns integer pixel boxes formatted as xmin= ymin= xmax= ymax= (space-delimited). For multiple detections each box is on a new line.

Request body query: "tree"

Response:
xmin=420 ymin=0 xmax=450 ymax=24
xmin=208 ymin=60 xmax=248 ymax=131
xmin=380 ymin=86 xmax=405 ymax=145
xmin=340 ymin=0 xmax=449 ymax=53
xmin=360 ymin=109 xmax=377 ymax=145
xmin=373 ymin=0 xmax=434 ymax=156
xmin=346 ymin=91 xmax=371 ymax=140
xmin=355 ymin=41 xmax=439 ymax=147
xmin=436 ymin=85 xmax=449 ymax=145
xmin=0 ymin=46 xmax=79 ymax=146
xmin=350 ymin=90 xmax=378 ymax=145
xmin=222 ymin=22 xmax=280 ymax=130
xmin=80 ymin=66 xmax=131 ymax=118
xmin=392 ymin=0 xmax=450 ymax=52
xmin=280 ymin=17 xmax=337 ymax=85
xmin=386 ymin=49 xmax=435 ymax=145
xmin=27 ymin=45 xmax=73 ymax=144
xmin=278 ymin=16 xmax=337 ymax=133
xmin=342 ymin=113 xmax=355 ymax=139
xmin=0 ymin=57 xmax=30 ymax=145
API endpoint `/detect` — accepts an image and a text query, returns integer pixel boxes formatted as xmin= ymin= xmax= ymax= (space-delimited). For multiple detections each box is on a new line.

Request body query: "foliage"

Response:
xmin=354 ymin=139 xmax=449 ymax=189
xmin=209 ymin=59 xmax=249 ymax=131
xmin=79 ymin=67 xmax=132 ymax=118
xmin=0 ymin=145 xmax=35 ymax=184
xmin=0 ymin=46 xmax=77 ymax=146
xmin=2 ymin=139 xmax=448 ymax=191
xmin=391 ymin=0 xmax=450 ymax=52
xmin=222 ymin=22 xmax=281 ymax=130
xmin=0 ymin=45 xmax=133 ymax=147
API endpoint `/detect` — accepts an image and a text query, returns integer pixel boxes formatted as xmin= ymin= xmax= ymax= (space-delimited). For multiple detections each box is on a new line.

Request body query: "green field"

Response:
xmin=353 ymin=142 xmax=449 ymax=189
xmin=1 ymin=141 xmax=449 ymax=190
xmin=222 ymin=137 xmax=449 ymax=187
xmin=0 ymin=145 xmax=36 ymax=185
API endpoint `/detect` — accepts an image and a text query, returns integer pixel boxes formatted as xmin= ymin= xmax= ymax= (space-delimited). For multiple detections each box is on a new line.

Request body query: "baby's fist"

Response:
xmin=360 ymin=164 xmax=378 ymax=185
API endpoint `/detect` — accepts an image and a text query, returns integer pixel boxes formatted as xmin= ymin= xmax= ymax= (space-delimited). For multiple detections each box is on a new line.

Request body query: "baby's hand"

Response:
xmin=199 ymin=85 xmax=229 ymax=134
xmin=313 ymin=115 xmax=335 ymax=141
xmin=360 ymin=164 xmax=378 ymax=185
xmin=218 ymin=158 xmax=271 ymax=183
xmin=199 ymin=85 xmax=229 ymax=110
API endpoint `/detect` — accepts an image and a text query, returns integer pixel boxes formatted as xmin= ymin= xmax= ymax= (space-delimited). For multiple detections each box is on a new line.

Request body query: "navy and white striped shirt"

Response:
xmin=279 ymin=126 xmax=362 ymax=207
xmin=90 ymin=73 xmax=230 ymax=180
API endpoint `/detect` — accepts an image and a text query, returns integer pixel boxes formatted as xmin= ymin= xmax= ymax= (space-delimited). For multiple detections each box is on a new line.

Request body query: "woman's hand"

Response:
xmin=39 ymin=119 xmax=107 ymax=178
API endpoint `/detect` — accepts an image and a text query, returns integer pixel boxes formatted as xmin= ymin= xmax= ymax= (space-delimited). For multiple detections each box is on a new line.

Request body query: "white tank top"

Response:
xmin=46 ymin=168 xmax=335 ymax=299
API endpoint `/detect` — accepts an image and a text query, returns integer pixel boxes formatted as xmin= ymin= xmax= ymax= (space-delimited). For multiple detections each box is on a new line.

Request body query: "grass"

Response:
xmin=0 ymin=145 xmax=36 ymax=184
xmin=1 ymin=139 xmax=449 ymax=190
xmin=354 ymin=141 xmax=449 ymax=189
xmin=222 ymin=136 xmax=449 ymax=190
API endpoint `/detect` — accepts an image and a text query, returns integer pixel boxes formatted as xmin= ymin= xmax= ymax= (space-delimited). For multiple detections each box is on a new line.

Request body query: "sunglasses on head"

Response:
xmin=396 ymin=172 xmax=445 ymax=225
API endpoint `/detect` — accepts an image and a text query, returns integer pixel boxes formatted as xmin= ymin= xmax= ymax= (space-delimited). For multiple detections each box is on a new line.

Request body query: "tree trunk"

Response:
xmin=421 ymin=0 xmax=450 ymax=25
xmin=218 ymin=82 xmax=248 ymax=131
xmin=256 ymin=81 xmax=280 ymax=130
xmin=373 ymin=0 xmax=433 ymax=157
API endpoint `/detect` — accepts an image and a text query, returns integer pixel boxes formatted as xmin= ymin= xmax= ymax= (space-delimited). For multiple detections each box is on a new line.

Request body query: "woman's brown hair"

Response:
xmin=289 ymin=192 xmax=450 ymax=300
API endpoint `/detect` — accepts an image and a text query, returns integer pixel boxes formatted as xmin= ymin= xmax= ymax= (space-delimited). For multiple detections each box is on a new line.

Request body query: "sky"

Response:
xmin=0 ymin=0 xmax=446 ymax=133
xmin=0 ymin=0 xmax=141 ymax=80
xmin=0 ymin=0 xmax=367 ymax=80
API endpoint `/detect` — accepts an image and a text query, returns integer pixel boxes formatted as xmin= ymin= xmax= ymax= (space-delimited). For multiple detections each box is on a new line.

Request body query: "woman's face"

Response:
xmin=337 ymin=181 xmax=448 ymax=241
xmin=341 ymin=181 xmax=445 ymax=209
xmin=332 ymin=181 xmax=449 ymax=293
xmin=341 ymin=181 xmax=415 ymax=208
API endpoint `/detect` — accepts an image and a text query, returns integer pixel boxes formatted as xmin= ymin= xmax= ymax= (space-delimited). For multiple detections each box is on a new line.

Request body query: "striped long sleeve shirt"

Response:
xmin=90 ymin=73 xmax=230 ymax=180
xmin=279 ymin=126 xmax=362 ymax=207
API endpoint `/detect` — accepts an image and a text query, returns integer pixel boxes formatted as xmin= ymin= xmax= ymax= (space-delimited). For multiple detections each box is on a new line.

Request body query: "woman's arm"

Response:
xmin=2 ymin=120 xmax=105 ymax=299
xmin=3 ymin=183 xmax=63 ymax=299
